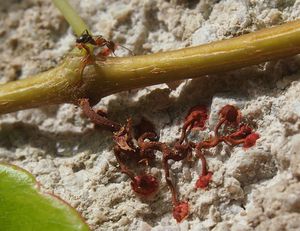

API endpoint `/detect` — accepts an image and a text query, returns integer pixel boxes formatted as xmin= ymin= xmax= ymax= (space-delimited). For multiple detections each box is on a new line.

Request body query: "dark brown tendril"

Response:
xmin=78 ymin=98 xmax=121 ymax=132
xmin=79 ymin=102 xmax=259 ymax=223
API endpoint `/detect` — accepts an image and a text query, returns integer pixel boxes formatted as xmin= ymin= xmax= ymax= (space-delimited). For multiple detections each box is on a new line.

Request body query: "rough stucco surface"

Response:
xmin=0 ymin=0 xmax=300 ymax=230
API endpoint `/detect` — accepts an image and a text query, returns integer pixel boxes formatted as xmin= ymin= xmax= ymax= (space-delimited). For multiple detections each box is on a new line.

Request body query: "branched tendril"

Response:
xmin=79 ymin=100 xmax=259 ymax=222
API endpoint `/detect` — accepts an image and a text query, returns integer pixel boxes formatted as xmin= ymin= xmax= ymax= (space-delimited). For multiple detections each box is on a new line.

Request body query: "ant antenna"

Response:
xmin=83 ymin=29 xmax=90 ymax=35
xmin=118 ymin=44 xmax=135 ymax=56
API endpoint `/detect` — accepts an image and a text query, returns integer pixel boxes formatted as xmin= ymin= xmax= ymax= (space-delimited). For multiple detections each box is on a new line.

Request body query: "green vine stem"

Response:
xmin=0 ymin=0 xmax=300 ymax=114
xmin=87 ymin=19 xmax=300 ymax=100
xmin=52 ymin=0 xmax=90 ymax=36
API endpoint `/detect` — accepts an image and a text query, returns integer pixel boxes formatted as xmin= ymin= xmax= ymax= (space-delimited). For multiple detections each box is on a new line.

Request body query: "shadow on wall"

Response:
xmin=0 ymin=121 xmax=112 ymax=158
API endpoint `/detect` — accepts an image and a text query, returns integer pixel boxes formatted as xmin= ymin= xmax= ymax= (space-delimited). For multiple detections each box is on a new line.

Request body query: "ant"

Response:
xmin=76 ymin=29 xmax=133 ymax=57
xmin=76 ymin=30 xmax=134 ymax=76
xmin=76 ymin=29 xmax=117 ymax=56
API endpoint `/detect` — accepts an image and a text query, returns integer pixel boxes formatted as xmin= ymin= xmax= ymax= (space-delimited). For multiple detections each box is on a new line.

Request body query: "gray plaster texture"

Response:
xmin=0 ymin=0 xmax=300 ymax=230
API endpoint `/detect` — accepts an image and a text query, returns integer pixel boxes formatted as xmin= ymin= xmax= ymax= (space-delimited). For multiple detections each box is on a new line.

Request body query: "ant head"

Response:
xmin=76 ymin=30 xmax=93 ymax=44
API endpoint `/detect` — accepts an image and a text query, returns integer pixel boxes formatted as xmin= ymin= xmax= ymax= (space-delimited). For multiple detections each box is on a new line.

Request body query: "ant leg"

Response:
xmin=118 ymin=44 xmax=135 ymax=56
xmin=105 ymin=40 xmax=117 ymax=56
xmin=96 ymin=40 xmax=116 ymax=58
xmin=76 ymin=43 xmax=95 ymax=76
xmin=97 ymin=47 xmax=112 ymax=58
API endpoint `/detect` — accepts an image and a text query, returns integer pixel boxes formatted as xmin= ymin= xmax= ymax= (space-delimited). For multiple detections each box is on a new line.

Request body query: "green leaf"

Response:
xmin=0 ymin=163 xmax=90 ymax=231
